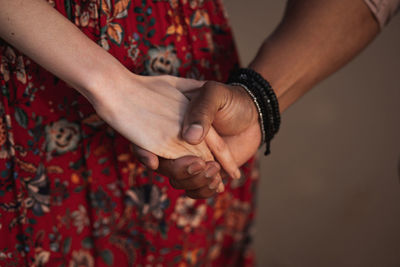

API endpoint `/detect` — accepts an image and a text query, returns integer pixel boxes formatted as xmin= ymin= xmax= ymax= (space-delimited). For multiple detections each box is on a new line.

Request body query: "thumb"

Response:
xmin=182 ymin=81 xmax=228 ymax=145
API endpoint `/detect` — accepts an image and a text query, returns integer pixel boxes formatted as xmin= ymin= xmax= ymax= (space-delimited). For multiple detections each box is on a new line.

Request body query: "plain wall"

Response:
xmin=223 ymin=1 xmax=400 ymax=266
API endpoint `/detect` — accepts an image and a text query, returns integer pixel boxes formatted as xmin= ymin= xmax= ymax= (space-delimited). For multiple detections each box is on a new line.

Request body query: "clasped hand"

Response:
xmin=93 ymin=73 xmax=261 ymax=199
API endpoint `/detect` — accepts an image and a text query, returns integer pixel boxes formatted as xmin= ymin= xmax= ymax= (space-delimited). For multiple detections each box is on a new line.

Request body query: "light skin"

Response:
xmin=0 ymin=0 xmax=246 ymax=192
xmin=135 ymin=0 xmax=380 ymax=198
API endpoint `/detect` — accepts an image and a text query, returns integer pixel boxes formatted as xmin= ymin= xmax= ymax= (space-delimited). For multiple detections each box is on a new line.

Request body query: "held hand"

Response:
xmin=93 ymin=73 xmax=239 ymax=191
xmin=133 ymin=146 xmax=225 ymax=198
xmin=182 ymin=81 xmax=261 ymax=166
xmin=135 ymin=81 xmax=262 ymax=198
xmin=93 ymin=74 xmax=210 ymax=159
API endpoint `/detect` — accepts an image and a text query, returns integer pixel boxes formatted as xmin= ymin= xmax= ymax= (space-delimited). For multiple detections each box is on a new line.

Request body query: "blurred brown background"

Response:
xmin=223 ymin=1 xmax=400 ymax=266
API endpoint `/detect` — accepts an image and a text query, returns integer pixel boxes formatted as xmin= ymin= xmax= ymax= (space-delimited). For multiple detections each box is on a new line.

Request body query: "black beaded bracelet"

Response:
xmin=227 ymin=68 xmax=281 ymax=155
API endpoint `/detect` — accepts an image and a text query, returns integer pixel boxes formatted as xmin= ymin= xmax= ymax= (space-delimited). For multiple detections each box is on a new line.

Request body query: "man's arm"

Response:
xmin=137 ymin=0 xmax=387 ymax=198
xmin=250 ymin=0 xmax=379 ymax=113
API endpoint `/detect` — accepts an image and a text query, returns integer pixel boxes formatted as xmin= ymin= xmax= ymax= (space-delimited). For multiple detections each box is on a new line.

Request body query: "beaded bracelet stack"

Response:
xmin=227 ymin=68 xmax=281 ymax=155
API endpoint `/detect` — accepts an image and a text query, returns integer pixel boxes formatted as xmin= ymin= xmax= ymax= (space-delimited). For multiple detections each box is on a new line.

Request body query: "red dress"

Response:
xmin=0 ymin=0 xmax=258 ymax=266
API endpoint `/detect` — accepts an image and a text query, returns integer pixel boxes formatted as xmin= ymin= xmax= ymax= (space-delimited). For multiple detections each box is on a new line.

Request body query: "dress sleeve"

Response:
xmin=364 ymin=0 xmax=400 ymax=28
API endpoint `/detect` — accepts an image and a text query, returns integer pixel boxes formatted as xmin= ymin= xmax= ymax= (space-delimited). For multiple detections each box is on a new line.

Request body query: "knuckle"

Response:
xmin=203 ymin=80 xmax=222 ymax=92
xmin=189 ymin=104 xmax=212 ymax=124
xmin=205 ymin=80 xmax=228 ymax=96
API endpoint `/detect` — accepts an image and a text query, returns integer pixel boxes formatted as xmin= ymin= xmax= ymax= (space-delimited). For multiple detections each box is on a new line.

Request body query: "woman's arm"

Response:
xmin=0 ymin=0 xmax=240 ymax=183
xmin=0 ymin=0 xmax=122 ymax=101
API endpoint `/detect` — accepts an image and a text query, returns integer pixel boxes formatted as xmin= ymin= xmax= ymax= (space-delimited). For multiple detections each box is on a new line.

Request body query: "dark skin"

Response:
xmin=135 ymin=0 xmax=380 ymax=199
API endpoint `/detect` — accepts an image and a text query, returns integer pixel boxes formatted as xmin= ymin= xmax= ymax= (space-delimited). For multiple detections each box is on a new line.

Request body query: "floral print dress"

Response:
xmin=0 ymin=0 xmax=259 ymax=266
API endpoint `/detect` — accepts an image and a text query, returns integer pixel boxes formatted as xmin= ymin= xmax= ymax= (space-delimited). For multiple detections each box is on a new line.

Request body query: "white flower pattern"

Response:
xmin=171 ymin=197 xmax=206 ymax=232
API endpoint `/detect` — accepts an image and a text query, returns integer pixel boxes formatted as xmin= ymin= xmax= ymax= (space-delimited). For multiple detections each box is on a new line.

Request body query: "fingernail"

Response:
xmin=208 ymin=177 xmax=220 ymax=190
xmin=232 ymin=168 xmax=242 ymax=180
xmin=216 ymin=182 xmax=225 ymax=193
xmin=184 ymin=124 xmax=203 ymax=143
xmin=205 ymin=165 xmax=220 ymax=178
xmin=187 ymin=162 xmax=204 ymax=175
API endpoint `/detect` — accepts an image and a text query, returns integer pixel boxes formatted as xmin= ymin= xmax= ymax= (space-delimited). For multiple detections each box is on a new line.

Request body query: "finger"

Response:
xmin=182 ymin=81 xmax=229 ymax=145
xmin=222 ymin=122 xmax=261 ymax=166
xmin=205 ymin=127 xmax=241 ymax=179
xmin=214 ymin=173 xmax=225 ymax=193
xmin=168 ymin=76 xmax=207 ymax=93
xmin=185 ymin=174 xmax=225 ymax=199
xmin=170 ymin=161 xmax=220 ymax=190
xmin=158 ymin=156 xmax=206 ymax=180
xmin=131 ymin=144 xmax=159 ymax=170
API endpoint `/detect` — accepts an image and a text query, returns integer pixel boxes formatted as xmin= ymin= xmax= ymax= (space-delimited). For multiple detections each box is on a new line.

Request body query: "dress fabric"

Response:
xmin=0 ymin=0 xmax=258 ymax=266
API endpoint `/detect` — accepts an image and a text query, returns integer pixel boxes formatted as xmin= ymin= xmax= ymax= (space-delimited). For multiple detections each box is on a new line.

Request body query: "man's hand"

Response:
xmin=181 ymin=81 xmax=261 ymax=166
xmin=133 ymin=81 xmax=262 ymax=198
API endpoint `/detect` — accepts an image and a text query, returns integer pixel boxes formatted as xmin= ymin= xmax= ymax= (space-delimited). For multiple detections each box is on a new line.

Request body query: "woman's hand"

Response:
xmin=92 ymin=74 xmax=208 ymax=159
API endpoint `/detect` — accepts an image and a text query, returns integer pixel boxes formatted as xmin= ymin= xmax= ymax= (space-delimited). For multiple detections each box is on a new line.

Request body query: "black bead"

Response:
xmin=227 ymin=67 xmax=281 ymax=155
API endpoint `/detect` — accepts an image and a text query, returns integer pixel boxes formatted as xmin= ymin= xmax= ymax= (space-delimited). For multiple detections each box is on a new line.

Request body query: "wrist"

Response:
xmin=228 ymin=68 xmax=281 ymax=155
xmin=248 ymin=57 xmax=290 ymax=111
xmin=78 ymin=58 xmax=139 ymax=109
xmin=248 ymin=36 xmax=311 ymax=113
xmin=231 ymin=84 xmax=259 ymax=124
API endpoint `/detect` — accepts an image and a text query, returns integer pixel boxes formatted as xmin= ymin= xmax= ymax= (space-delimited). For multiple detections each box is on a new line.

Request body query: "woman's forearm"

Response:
xmin=0 ymin=0 xmax=128 ymax=104
xmin=249 ymin=0 xmax=380 ymax=112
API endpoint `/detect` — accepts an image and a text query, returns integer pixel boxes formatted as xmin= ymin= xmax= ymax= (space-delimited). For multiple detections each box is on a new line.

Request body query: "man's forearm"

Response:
xmin=249 ymin=0 xmax=379 ymax=112
xmin=0 ymin=0 xmax=128 ymax=103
